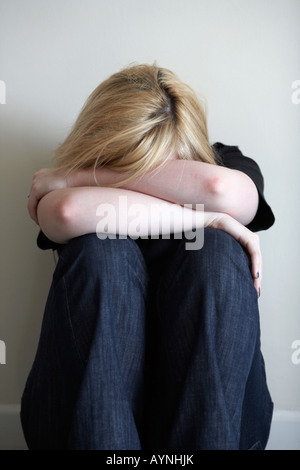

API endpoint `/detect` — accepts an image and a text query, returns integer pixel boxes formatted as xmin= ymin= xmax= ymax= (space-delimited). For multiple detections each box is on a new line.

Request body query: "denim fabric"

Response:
xmin=21 ymin=229 xmax=273 ymax=450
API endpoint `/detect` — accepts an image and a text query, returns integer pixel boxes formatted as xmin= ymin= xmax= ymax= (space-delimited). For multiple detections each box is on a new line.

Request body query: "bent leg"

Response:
xmin=148 ymin=228 xmax=272 ymax=450
xmin=21 ymin=234 xmax=148 ymax=450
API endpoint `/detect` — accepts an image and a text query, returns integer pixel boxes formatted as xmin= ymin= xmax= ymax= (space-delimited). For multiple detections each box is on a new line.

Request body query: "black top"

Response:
xmin=36 ymin=143 xmax=275 ymax=255
xmin=212 ymin=142 xmax=275 ymax=232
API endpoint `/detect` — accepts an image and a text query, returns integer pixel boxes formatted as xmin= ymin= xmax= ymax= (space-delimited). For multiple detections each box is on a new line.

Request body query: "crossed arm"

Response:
xmin=28 ymin=160 xmax=261 ymax=295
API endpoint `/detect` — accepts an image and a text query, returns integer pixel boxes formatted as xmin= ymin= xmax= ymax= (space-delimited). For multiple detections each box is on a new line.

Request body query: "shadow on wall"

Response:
xmin=1 ymin=112 xmax=59 ymax=403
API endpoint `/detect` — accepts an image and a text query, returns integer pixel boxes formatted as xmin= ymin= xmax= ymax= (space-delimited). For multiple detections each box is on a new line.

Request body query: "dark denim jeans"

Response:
xmin=21 ymin=228 xmax=273 ymax=450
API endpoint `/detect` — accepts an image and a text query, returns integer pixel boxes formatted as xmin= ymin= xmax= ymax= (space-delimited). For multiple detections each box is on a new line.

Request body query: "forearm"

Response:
xmin=37 ymin=186 xmax=205 ymax=244
xmin=66 ymin=161 xmax=215 ymax=204
xmin=66 ymin=160 xmax=259 ymax=225
xmin=37 ymin=185 xmax=262 ymax=296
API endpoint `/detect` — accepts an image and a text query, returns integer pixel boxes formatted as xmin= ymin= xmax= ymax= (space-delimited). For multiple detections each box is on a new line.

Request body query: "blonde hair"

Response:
xmin=55 ymin=63 xmax=216 ymax=183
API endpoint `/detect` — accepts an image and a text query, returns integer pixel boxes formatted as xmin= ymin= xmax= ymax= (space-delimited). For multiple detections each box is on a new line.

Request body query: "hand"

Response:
xmin=205 ymin=212 xmax=262 ymax=298
xmin=27 ymin=168 xmax=67 ymax=224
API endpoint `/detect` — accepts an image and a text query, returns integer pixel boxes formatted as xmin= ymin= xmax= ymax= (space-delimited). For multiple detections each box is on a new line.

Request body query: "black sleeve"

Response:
xmin=212 ymin=142 xmax=275 ymax=232
xmin=37 ymin=230 xmax=64 ymax=251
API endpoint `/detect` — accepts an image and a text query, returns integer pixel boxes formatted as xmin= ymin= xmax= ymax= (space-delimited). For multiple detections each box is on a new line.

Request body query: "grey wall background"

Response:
xmin=0 ymin=0 xmax=300 ymax=448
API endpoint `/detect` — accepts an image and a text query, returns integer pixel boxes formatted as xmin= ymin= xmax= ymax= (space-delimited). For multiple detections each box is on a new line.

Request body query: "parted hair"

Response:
xmin=55 ymin=63 xmax=216 ymax=183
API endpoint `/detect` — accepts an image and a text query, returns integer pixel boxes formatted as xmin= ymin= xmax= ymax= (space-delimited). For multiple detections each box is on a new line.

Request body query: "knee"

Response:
xmin=184 ymin=228 xmax=252 ymax=281
xmin=57 ymin=234 xmax=147 ymax=283
xmin=203 ymin=228 xmax=249 ymax=263
xmin=186 ymin=229 xmax=258 ymax=320
xmin=60 ymin=233 xmax=138 ymax=260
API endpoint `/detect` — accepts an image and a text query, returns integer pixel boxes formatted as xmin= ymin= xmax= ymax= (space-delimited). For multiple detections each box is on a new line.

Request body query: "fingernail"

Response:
xmin=256 ymin=272 xmax=259 ymax=279
xmin=258 ymin=287 xmax=261 ymax=298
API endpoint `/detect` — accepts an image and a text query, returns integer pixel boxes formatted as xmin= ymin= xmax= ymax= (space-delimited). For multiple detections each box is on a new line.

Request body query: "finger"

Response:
xmin=248 ymin=246 xmax=260 ymax=276
xmin=251 ymin=254 xmax=262 ymax=298
xmin=251 ymin=257 xmax=262 ymax=283
xmin=253 ymin=276 xmax=261 ymax=299
xmin=245 ymin=239 xmax=262 ymax=298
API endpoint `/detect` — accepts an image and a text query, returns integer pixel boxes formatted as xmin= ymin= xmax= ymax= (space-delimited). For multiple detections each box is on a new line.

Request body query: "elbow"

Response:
xmin=204 ymin=175 xmax=240 ymax=217
xmin=37 ymin=190 xmax=74 ymax=243
xmin=201 ymin=170 xmax=259 ymax=225
xmin=54 ymin=196 xmax=74 ymax=226
xmin=206 ymin=176 xmax=227 ymax=204
xmin=205 ymin=174 xmax=259 ymax=225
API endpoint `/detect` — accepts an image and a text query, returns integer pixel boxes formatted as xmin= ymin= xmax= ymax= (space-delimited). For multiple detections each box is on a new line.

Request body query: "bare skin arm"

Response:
xmin=96 ymin=161 xmax=259 ymax=226
xmin=28 ymin=160 xmax=259 ymax=226
xmin=28 ymin=160 xmax=262 ymax=296
xmin=36 ymin=186 xmax=262 ymax=297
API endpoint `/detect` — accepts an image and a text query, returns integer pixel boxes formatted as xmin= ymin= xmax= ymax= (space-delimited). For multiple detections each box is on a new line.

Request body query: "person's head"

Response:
xmin=55 ymin=63 xmax=216 ymax=182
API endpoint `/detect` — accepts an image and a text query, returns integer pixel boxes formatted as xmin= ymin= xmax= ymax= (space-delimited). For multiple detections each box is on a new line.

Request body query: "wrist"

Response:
xmin=63 ymin=168 xmax=98 ymax=188
xmin=64 ymin=167 xmax=128 ymax=188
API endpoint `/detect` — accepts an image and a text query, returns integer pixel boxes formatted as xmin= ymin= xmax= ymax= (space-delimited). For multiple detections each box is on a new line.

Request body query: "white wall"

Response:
xmin=0 ymin=0 xmax=299 ymax=449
